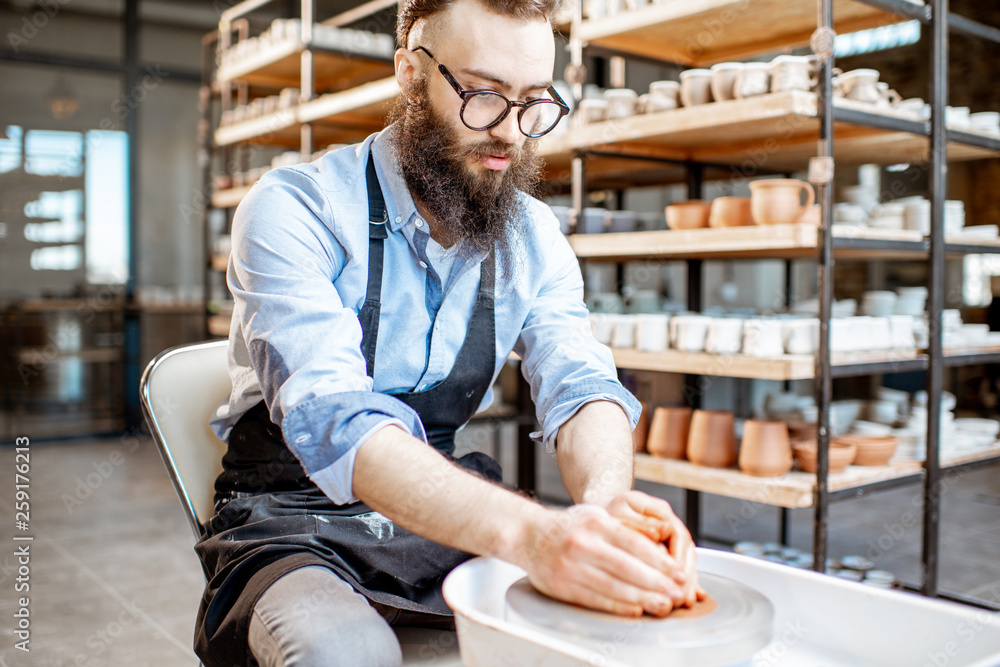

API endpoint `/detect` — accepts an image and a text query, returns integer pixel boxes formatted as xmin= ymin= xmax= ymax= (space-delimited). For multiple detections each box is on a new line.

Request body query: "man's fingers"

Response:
xmin=582 ymin=532 xmax=687 ymax=606
xmin=572 ymin=565 xmax=677 ymax=617
xmin=600 ymin=519 xmax=682 ymax=579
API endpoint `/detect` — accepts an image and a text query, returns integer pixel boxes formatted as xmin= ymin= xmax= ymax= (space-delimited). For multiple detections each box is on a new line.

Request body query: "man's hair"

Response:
xmin=396 ymin=0 xmax=559 ymax=48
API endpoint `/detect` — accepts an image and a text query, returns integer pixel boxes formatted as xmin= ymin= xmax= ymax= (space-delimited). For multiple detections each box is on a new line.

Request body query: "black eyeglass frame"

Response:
xmin=410 ymin=46 xmax=569 ymax=138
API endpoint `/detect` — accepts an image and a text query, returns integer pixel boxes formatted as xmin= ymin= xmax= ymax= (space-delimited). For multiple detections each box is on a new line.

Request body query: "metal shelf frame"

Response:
xmin=564 ymin=0 xmax=1000 ymax=607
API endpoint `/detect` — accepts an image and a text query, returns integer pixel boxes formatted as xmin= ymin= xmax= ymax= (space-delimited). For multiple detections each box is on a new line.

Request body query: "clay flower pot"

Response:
xmin=739 ymin=420 xmax=793 ymax=477
xmin=632 ymin=402 xmax=650 ymax=453
xmin=666 ymin=200 xmax=712 ymax=229
xmin=687 ymin=410 xmax=736 ymax=468
xmin=834 ymin=435 xmax=899 ymax=466
xmin=709 ymin=196 xmax=753 ymax=228
xmin=646 ymin=407 xmax=692 ymax=459
xmin=793 ymin=440 xmax=857 ymax=474
xmin=787 ymin=421 xmax=818 ymax=444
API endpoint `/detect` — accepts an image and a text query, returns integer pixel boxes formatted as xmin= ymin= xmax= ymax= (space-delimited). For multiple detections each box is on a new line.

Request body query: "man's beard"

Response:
xmin=387 ymin=77 xmax=542 ymax=279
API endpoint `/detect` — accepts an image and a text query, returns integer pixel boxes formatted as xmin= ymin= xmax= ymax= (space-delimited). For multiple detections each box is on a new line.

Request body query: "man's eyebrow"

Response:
xmin=459 ymin=67 xmax=552 ymax=94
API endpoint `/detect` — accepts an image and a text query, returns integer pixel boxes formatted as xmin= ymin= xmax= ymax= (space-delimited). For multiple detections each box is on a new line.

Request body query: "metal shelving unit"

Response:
xmin=198 ymin=0 xmax=399 ymax=340
xmin=561 ymin=0 xmax=1000 ymax=606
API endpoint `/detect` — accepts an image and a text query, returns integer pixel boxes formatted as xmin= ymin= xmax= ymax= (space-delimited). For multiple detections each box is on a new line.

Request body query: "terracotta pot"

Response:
xmin=709 ymin=196 xmax=753 ymax=228
xmin=646 ymin=407 xmax=691 ymax=459
xmin=749 ymin=179 xmax=816 ymax=225
xmin=632 ymin=402 xmax=650 ymax=453
xmin=687 ymin=410 xmax=736 ymax=468
xmin=793 ymin=440 xmax=857 ymax=474
xmin=834 ymin=435 xmax=898 ymax=466
xmin=739 ymin=420 xmax=793 ymax=477
xmin=787 ymin=421 xmax=818 ymax=444
xmin=666 ymin=200 xmax=711 ymax=229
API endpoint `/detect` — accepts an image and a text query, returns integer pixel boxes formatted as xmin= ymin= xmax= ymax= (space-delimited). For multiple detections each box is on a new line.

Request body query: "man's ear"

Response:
xmin=394 ymin=48 xmax=421 ymax=101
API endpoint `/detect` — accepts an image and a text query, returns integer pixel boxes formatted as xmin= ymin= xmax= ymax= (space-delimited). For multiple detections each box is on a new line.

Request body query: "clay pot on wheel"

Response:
xmin=646 ymin=407 xmax=692 ymax=459
xmin=739 ymin=420 xmax=793 ymax=476
xmin=687 ymin=410 xmax=736 ymax=468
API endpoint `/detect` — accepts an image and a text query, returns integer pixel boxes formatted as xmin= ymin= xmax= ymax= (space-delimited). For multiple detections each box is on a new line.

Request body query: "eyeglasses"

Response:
xmin=411 ymin=46 xmax=568 ymax=138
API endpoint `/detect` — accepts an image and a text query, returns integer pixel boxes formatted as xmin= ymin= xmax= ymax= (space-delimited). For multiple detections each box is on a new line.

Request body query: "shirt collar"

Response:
xmin=370 ymin=124 xmax=420 ymax=234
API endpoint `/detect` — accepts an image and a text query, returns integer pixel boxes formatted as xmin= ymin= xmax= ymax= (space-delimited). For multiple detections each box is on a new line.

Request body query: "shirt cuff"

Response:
xmin=308 ymin=417 xmax=409 ymax=504
xmin=534 ymin=381 xmax=642 ymax=456
xmin=280 ymin=391 xmax=427 ymax=499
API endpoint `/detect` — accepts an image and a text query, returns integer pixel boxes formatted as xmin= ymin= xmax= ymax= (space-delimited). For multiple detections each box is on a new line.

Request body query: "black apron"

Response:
xmin=193 ymin=151 xmax=501 ymax=667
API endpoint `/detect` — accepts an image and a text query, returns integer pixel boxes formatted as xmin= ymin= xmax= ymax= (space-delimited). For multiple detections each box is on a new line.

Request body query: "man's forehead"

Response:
xmin=428 ymin=0 xmax=555 ymax=88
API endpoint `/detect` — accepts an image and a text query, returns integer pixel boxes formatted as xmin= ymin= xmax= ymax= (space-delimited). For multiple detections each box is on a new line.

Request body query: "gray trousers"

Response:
xmin=248 ymin=565 xmax=453 ymax=667
xmin=249 ymin=565 xmax=400 ymax=666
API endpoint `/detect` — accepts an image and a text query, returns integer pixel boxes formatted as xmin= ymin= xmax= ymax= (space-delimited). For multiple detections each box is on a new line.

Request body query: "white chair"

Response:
xmin=140 ymin=340 xmax=463 ymax=666
xmin=140 ymin=340 xmax=231 ymax=539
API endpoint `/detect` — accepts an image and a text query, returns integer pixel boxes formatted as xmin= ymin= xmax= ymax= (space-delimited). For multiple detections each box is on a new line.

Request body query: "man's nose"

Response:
xmin=488 ymin=108 xmax=523 ymax=145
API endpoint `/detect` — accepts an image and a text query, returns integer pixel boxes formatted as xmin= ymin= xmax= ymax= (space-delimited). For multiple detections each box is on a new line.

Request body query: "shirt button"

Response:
xmin=419 ymin=261 xmax=428 ymax=269
xmin=415 ymin=219 xmax=424 ymax=228
xmin=394 ymin=216 xmax=401 ymax=224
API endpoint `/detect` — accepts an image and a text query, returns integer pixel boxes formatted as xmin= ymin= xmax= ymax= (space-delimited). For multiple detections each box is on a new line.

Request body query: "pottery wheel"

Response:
xmin=505 ymin=573 xmax=774 ymax=666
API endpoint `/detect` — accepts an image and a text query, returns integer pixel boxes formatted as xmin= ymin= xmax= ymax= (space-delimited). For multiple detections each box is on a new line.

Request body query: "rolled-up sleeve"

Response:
xmin=230 ymin=168 xmax=425 ymax=504
xmin=513 ymin=228 xmax=641 ymax=454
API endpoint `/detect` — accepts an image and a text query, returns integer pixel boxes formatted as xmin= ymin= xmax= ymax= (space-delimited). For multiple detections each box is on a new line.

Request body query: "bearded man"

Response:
xmin=194 ymin=0 xmax=700 ymax=664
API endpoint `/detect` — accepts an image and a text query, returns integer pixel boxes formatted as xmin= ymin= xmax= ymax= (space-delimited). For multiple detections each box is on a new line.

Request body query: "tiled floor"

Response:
xmin=0 ymin=427 xmax=997 ymax=666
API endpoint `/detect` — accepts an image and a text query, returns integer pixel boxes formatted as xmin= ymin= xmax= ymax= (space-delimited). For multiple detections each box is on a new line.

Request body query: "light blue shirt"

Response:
xmin=210 ymin=125 xmax=640 ymax=505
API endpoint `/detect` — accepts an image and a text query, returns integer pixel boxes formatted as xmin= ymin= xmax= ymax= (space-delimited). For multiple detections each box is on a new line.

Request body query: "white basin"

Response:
xmin=443 ymin=548 xmax=1000 ymax=667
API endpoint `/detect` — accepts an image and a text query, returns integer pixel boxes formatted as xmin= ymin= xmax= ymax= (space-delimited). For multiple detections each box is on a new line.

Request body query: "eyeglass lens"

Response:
xmin=462 ymin=92 xmax=564 ymax=136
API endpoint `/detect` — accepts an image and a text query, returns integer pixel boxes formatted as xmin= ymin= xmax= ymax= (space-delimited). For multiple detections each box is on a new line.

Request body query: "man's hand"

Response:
xmin=600 ymin=491 xmax=704 ymax=608
xmin=513 ymin=502 xmax=693 ymax=618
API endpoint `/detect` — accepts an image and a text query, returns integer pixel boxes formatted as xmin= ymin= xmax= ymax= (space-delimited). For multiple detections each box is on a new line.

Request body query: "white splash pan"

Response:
xmin=443 ymin=548 xmax=1000 ymax=667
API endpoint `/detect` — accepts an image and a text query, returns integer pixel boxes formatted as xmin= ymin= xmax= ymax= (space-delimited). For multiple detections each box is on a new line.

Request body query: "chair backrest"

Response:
xmin=140 ymin=340 xmax=231 ymax=540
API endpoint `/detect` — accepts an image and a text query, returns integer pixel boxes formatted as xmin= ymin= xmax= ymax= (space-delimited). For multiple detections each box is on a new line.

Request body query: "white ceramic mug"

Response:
xmin=635 ymin=314 xmax=670 ymax=352
xmin=710 ymin=63 xmax=743 ymax=102
xmin=603 ymin=88 xmax=639 ymax=119
xmin=575 ymin=99 xmax=609 ymax=127
xmin=835 ymin=68 xmax=880 ymax=103
xmin=589 ymin=313 xmax=616 ymax=345
xmin=742 ymin=319 xmax=785 ymax=357
xmin=782 ymin=318 xmax=819 ymax=355
xmin=610 ymin=314 xmax=637 ymax=348
xmin=734 ymin=62 xmax=770 ymax=99
xmin=705 ymin=318 xmax=744 ymax=355
xmin=769 ymin=55 xmax=814 ymax=92
xmin=679 ymin=69 xmax=713 ymax=106
xmin=670 ymin=314 xmax=712 ymax=352
xmin=648 ymin=80 xmax=680 ymax=111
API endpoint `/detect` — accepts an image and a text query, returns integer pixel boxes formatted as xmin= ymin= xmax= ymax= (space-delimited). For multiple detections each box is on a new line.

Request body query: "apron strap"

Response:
xmin=359 ymin=150 xmax=388 ymax=378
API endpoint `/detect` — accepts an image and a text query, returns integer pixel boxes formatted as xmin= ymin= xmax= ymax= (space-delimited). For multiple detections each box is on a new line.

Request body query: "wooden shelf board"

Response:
xmin=16 ymin=347 xmax=122 ymax=364
xmin=611 ymin=346 xmax=920 ymax=380
xmin=215 ymin=77 xmax=397 ymax=147
xmin=212 ymin=185 xmax=253 ymax=208
xmin=612 ymin=348 xmax=815 ymax=380
xmin=568 ymin=223 xmax=932 ymax=261
xmin=298 ymin=75 xmax=399 ymax=125
xmin=217 ymin=40 xmax=393 ymax=91
xmin=940 ymin=445 xmax=1000 ymax=469
xmin=215 ymin=109 xmax=300 ymax=147
xmin=633 ymin=453 xmax=924 ymax=509
xmin=578 ymin=0 xmax=922 ymax=67
xmin=537 ymin=91 xmax=999 ymax=180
